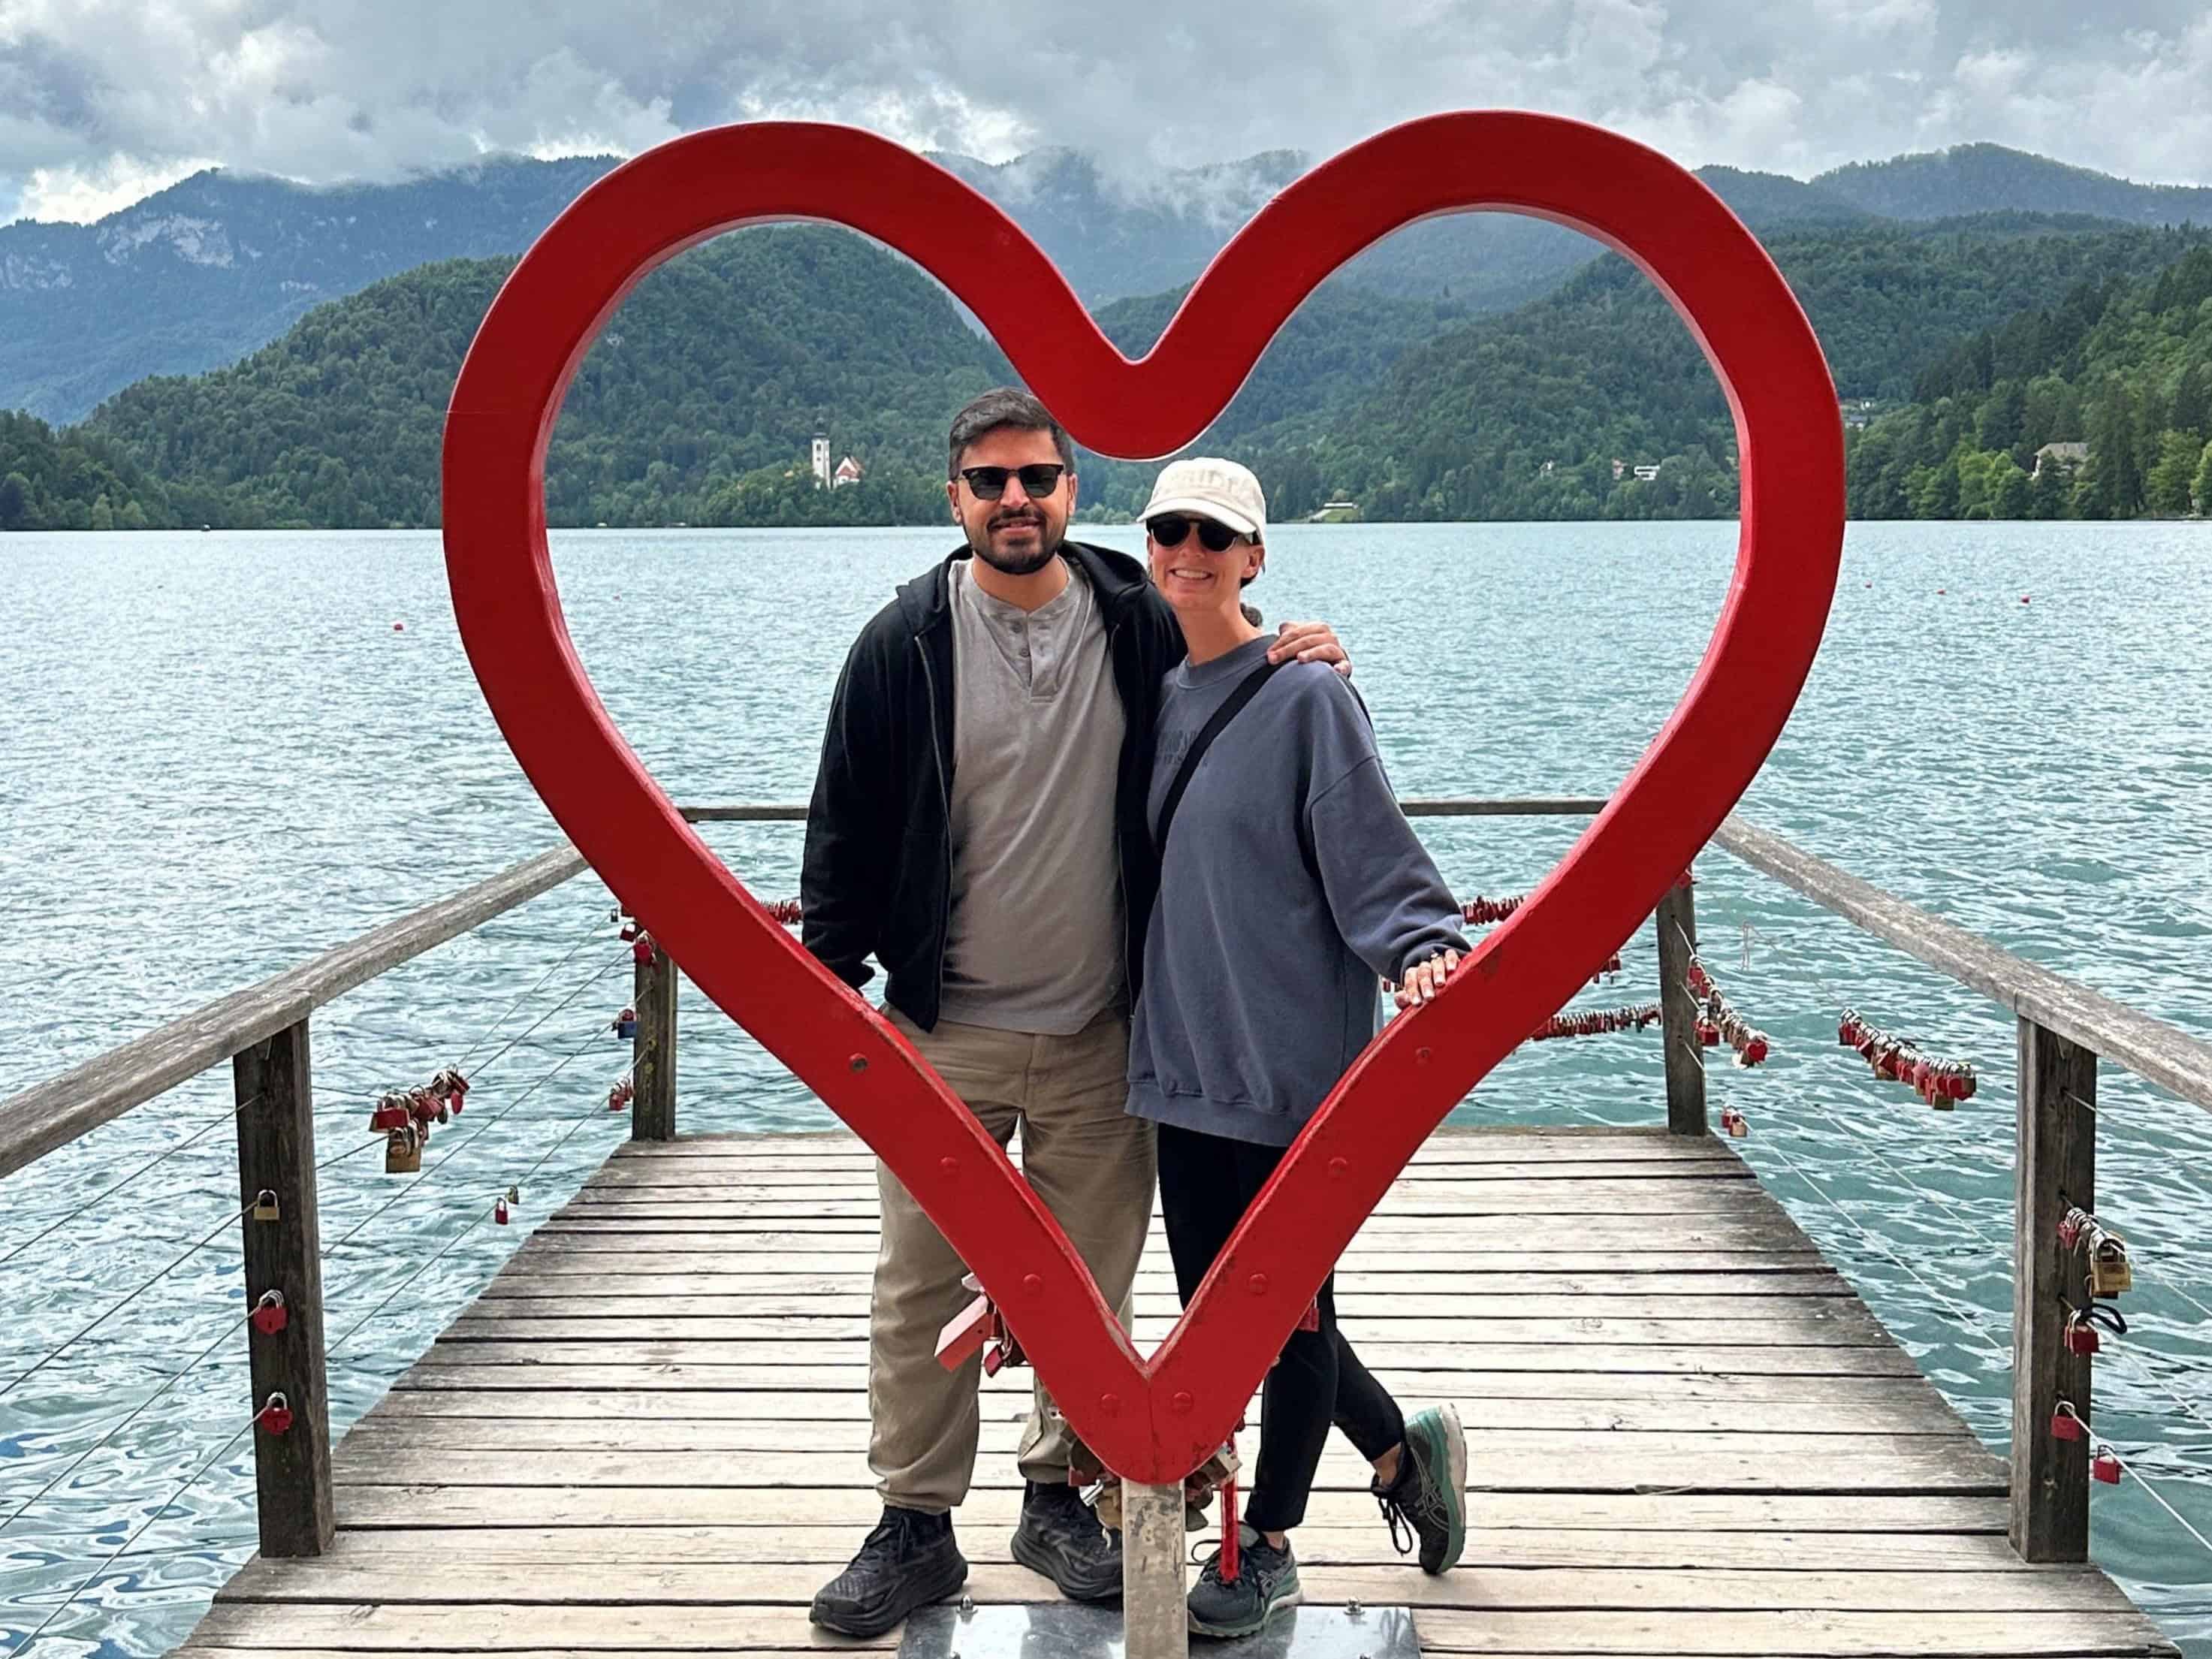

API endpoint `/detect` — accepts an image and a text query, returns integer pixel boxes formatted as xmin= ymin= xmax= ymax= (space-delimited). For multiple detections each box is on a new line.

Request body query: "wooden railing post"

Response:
xmin=232 ymin=1017 xmax=334 ymax=1556
xmin=632 ymin=941 xmax=678 ymax=1141
xmin=2011 ymin=1017 xmax=2096 ymax=1561
xmin=1654 ymin=872 xmax=1707 ymax=1136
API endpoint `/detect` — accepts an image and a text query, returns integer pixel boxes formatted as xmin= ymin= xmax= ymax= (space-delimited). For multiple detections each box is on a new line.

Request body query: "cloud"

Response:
xmin=2 ymin=0 xmax=2210 ymax=224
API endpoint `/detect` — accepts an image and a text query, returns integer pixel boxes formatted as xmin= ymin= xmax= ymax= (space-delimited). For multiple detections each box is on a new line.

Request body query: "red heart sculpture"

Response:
xmin=442 ymin=112 xmax=1841 ymax=1484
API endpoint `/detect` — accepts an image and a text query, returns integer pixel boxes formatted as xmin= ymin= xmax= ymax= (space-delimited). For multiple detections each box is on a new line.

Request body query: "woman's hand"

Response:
xmin=1394 ymin=948 xmax=1462 ymax=1009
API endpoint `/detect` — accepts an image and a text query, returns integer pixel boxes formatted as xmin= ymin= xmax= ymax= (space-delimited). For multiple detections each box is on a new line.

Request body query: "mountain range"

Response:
xmin=24 ymin=208 xmax=2200 ymax=534
xmin=15 ymin=140 xmax=2212 ymax=424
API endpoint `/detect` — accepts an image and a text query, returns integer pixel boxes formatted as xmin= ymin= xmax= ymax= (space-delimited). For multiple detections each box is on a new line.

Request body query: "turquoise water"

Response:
xmin=1 ymin=521 xmax=2208 ymax=1653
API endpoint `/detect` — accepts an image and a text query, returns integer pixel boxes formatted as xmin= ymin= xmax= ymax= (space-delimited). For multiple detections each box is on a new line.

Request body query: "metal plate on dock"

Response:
xmin=898 ymin=1601 xmax=1420 ymax=1658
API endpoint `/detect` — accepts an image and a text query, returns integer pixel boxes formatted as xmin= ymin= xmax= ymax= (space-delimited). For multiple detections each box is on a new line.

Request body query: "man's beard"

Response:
xmin=972 ymin=511 xmax=1061 ymax=576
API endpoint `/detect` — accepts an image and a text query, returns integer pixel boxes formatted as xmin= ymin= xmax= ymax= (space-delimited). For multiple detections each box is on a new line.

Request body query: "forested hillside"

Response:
xmin=1232 ymin=218 xmax=2212 ymax=523
xmin=82 ymin=228 xmax=1009 ymax=529
xmin=1847 ymin=247 xmax=2212 ymax=519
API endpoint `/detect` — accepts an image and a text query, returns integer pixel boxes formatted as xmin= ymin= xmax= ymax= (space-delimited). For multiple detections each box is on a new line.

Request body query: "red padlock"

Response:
xmin=632 ymin=934 xmax=654 ymax=964
xmin=2065 ymin=1313 xmax=2100 ymax=1356
xmin=494 ymin=1198 xmax=510 ymax=1226
xmin=1720 ymin=1105 xmax=1749 ymax=1139
xmin=2058 ymin=1211 xmax=2084 ymax=1249
xmin=2050 ymin=1406 xmax=2084 ymax=1441
xmin=1696 ymin=1020 xmax=1719 ymax=1047
xmin=1296 ymin=1299 xmax=1321 ymax=1335
xmin=2092 ymin=1448 xmax=2123 ymax=1484
xmin=251 ymin=1289 xmax=288 ymax=1336
xmin=368 ymin=1102 xmax=409 ymax=1133
xmin=258 ymin=1393 xmax=293 ymax=1435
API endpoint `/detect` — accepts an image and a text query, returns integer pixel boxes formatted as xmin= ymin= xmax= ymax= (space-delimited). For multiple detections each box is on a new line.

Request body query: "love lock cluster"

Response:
xmin=1531 ymin=1003 xmax=1662 ymax=1042
xmin=764 ymin=897 xmax=802 ymax=925
xmin=1458 ymin=891 xmax=1620 ymax=982
xmin=1685 ymin=957 xmax=1770 ymax=1066
xmin=2060 ymin=1206 xmax=2132 ymax=1298
xmin=1836 ymin=1011 xmax=1977 ymax=1106
xmin=607 ymin=1072 xmax=635 ymax=1112
xmin=367 ymin=1068 xmax=470 ymax=1173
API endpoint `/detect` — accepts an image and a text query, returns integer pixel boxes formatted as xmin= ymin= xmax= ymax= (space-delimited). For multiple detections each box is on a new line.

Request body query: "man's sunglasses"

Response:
xmin=1147 ymin=514 xmax=1245 ymax=554
xmin=959 ymin=464 xmax=1067 ymax=500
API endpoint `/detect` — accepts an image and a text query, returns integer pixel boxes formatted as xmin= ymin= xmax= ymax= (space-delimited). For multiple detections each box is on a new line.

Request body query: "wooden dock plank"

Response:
xmin=178 ymin=1128 xmax=2177 ymax=1659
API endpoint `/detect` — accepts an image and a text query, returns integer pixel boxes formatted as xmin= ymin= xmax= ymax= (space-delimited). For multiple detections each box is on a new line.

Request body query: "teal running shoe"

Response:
xmin=1376 ymin=1403 xmax=1467 ymax=1573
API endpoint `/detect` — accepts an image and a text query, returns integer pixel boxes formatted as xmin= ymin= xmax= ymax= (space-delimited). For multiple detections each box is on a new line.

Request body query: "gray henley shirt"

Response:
xmin=1127 ymin=637 xmax=1470 ymax=1145
xmin=937 ymin=557 xmax=1128 ymax=1034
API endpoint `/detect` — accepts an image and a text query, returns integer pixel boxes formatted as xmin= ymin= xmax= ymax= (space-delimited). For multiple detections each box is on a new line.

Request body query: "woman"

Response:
xmin=1124 ymin=457 xmax=1471 ymax=1638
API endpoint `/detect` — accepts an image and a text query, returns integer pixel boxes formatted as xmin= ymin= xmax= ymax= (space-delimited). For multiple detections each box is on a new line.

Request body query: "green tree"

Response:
xmin=2146 ymin=430 xmax=2204 ymax=515
xmin=2172 ymin=360 xmax=2211 ymax=442
xmin=2087 ymin=385 xmax=2144 ymax=517
xmin=2193 ymin=439 xmax=2212 ymax=515
xmin=0 ymin=471 xmax=27 ymax=529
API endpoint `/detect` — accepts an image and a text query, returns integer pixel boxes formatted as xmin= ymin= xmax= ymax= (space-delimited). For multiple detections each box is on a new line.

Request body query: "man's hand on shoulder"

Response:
xmin=1266 ymin=620 xmax=1352 ymax=678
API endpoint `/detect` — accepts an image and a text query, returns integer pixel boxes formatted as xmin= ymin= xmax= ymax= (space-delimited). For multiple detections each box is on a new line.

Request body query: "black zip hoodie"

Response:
xmin=801 ymin=541 xmax=1186 ymax=1032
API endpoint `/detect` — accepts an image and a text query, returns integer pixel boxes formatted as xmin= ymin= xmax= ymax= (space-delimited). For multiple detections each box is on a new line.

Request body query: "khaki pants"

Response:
xmin=871 ymin=1005 xmax=1156 ymax=1514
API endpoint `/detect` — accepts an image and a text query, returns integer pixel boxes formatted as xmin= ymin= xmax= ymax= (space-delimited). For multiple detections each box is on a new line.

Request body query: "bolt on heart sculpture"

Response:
xmin=442 ymin=111 xmax=1842 ymax=1486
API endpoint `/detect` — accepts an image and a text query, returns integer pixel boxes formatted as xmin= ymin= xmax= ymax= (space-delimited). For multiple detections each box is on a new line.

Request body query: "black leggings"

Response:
xmin=1155 ymin=1121 xmax=1406 ymax=1532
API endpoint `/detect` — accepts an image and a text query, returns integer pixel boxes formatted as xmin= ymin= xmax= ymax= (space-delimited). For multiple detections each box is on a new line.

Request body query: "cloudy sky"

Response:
xmin=3 ymin=0 xmax=2210 ymax=225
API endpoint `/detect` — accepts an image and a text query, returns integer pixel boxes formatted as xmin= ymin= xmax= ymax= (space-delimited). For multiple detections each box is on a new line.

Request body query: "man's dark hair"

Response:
xmin=947 ymin=387 xmax=1076 ymax=479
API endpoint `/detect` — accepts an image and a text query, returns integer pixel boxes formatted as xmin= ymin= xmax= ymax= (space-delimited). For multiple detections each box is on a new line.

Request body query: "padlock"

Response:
xmin=619 ymin=920 xmax=639 ymax=942
xmin=258 ymin=1392 xmax=293 ymax=1435
xmin=2092 ymin=1447 xmax=2123 ymax=1484
xmin=2064 ymin=1311 xmax=2100 ymax=1356
xmin=1296 ymin=1298 xmax=1321 ymax=1334
xmin=494 ymin=1198 xmax=510 ymax=1226
xmin=252 ymin=1190 xmax=280 ymax=1222
xmin=385 ymin=1124 xmax=423 ymax=1175
xmin=632 ymin=935 xmax=654 ymax=965
xmin=251 ymin=1289 xmax=288 ymax=1336
xmin=1720 ymin=1105 xmax=1748 ymax=1139
xmin=614 ymin=1008 xmax=638 ymax=1040
xmin=369 ymin=1098 xmax=409 ymax=1133
xmin=432 ymin=1068 xmax=470 ymax=1113
xmin=507 ymin=1184 xmax=521 ymax=1205
xmin=2088 ymin=1232 xmax=2132 ymax=1299
xmin=2050 ymin=1405 xmax=2085 ymax=1441
xmin=2058 ymin=1208 xmax=2087 ymax=1250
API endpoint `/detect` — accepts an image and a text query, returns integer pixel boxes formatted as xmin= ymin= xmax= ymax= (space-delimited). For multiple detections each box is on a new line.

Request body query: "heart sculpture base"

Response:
xmin=442 ymin=110 xmax=1842 ymax=1489
xmin=895 ymin=1600 xmax=1422 ymax=1659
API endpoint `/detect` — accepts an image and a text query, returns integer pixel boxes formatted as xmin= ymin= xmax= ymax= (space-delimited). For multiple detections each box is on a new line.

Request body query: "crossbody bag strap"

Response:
xmin=1153 ymin=659 xmax=1285 ymax=857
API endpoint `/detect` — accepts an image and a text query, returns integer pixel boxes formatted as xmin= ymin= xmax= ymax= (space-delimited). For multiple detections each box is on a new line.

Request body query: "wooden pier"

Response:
xmin=180 ymin=1125 xmax=2177 ymax=1657
xmin=6 ymin=803 xmax=2204 ymax=1654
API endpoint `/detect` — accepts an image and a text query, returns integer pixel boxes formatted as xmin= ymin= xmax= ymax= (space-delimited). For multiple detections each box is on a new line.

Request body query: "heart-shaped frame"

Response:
xmin=443 ymin=111 xmax=1842 ymax=1484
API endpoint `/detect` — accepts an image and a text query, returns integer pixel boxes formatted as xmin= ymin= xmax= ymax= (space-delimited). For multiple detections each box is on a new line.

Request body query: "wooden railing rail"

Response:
xmin=1713 ymin=815 xmax=2212 ymax=1109
xmin=7 ymin=798 xmax=2210 ymax=1573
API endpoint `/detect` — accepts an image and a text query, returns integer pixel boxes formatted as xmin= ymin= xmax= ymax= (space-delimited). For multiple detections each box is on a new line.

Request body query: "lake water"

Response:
xmin=2 ymin=521 xmax=2209 ymax=1654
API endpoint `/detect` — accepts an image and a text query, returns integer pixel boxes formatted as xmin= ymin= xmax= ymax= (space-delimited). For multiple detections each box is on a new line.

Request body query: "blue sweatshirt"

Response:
xmin=1126 ymin=638 xmax=1471 ymax=1147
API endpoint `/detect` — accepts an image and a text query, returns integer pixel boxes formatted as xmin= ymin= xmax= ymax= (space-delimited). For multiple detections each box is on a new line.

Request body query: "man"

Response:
xmin=800 ymin=388 xmax=1346 ymax=1637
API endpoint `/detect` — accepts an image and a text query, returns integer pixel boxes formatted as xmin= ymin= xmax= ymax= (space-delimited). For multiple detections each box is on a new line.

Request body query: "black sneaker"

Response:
xmin=1375 ymin=1404 xmax=1468 ymax=1574
xmin=1010 ymin=1479 xmax=1122 ymax=1600
xmin=808 ymin=1506 xmax=967 ymax=1638
xmin=1187 ymin=1525 xmax=1301 ymax=1638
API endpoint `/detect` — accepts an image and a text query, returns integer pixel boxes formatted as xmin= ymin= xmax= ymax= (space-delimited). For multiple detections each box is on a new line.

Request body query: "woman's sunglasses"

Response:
xmin=1147 ymin=514 xmax=1245 ymax=554
xmin=958 ymin=464 xmax=1067 ymax=500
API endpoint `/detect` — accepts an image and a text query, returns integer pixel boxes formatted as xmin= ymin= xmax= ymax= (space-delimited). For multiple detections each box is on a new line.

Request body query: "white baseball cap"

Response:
xmin=1140 ymin=457 xmax=1267 ymax=539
